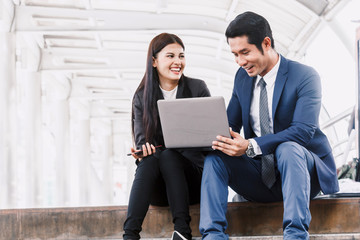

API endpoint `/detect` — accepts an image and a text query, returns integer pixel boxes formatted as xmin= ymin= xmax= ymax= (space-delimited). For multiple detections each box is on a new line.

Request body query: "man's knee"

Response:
xmin=276 ymin=141 xmax=304 ymax=159
xmin=203 ymin=152 xmax=230 ymax=179
xmin=275 ymin=141 xmax=308 ymax=169
xmin=204 ymin=152 xmax=223 ymax=169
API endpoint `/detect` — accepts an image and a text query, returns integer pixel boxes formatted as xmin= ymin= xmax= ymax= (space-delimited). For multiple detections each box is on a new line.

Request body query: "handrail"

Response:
xmin=320 ymin=107 xmax=354 ymax=129
xmin=320 ymin=106 xmax=356 ymax=169
xmin=320 ymin=107 xmax=354 ymax=130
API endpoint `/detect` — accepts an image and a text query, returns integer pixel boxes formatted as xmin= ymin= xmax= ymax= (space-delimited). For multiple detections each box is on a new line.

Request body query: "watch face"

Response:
xmin=246 ymin=145 xmax=255 ymax=158
xmin=246 ymin=149 xmax=252 ymax=157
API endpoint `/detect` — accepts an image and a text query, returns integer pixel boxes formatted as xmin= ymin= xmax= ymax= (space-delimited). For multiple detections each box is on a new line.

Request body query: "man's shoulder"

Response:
xmin=282 ymin=56 xmax=318 ymax=76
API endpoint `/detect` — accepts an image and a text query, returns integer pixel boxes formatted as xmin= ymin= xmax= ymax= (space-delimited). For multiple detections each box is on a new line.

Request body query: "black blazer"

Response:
xmin=132 ymin=76 xmax=211 ymax=167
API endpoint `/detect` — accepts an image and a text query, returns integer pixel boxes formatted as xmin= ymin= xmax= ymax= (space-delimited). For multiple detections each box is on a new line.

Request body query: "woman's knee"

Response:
xmin=131 ymin=159 xmax=161 ymax=190
xmin=135 ymin=155 xmax=159 ymax=176
xmin=158 ymin=149 xmax=184 ymax=170
xmin=138 ymin=154 xmax=158 ymax=167
xmin=159 ymin=148 xmax=180 ymax=159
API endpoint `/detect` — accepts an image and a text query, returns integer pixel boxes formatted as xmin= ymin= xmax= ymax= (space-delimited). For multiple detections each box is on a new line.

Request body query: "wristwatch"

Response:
xmin=246 ymin=140 xmax=256 ymax=158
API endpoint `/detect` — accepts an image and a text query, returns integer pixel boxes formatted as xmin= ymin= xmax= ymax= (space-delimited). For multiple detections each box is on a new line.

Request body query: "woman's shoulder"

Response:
xmin=181 ymin=76 xmax=210 ymax=97
xmin=132 ymin=89 xmax=144 ymax=107
xmin=182 ymin=76 xmax=207 ymax=87
xmin=133 ymin=87 xmax=145 ymax=99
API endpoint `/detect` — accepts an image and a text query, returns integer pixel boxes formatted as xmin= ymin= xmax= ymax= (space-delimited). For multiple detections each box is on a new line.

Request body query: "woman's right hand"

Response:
xmin=130 ymin=142 xmax=156 ymax=161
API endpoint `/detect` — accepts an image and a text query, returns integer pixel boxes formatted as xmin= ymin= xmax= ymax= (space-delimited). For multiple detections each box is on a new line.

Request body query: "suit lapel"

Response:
xmin=272 ymin=55 xmax=288 ymax=119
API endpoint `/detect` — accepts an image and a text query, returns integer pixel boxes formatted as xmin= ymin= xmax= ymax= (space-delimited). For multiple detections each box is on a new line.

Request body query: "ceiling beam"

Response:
xmin=15 ymin=6 xmax=228 ymax=33
xmin=40 ymin=48 xmax=238 ymax=73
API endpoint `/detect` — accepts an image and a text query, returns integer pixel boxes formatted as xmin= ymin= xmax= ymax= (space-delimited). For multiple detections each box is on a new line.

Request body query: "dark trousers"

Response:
xmin=123 ymin=149 xmax=203 ymax=240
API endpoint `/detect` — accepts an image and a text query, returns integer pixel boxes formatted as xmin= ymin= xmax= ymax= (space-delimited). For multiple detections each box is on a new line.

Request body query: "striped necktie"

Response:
xmin=259 ymin=78 xmax=276 ymax=188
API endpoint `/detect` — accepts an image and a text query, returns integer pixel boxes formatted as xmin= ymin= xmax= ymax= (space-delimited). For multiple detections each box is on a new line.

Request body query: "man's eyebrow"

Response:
xmin=232 ymin=48 xmax=249 ymax=54
xmin=239 ymin=48 xmax=249 ymax=53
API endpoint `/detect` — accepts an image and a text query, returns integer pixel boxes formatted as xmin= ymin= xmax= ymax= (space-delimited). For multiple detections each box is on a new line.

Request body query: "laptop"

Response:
xmin=157 ymin=96 xmax=230 ymax=149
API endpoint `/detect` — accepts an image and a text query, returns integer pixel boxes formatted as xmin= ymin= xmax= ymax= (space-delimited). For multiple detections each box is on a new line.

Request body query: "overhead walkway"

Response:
xmin=1 ymin=197 xmax=359 ymax=239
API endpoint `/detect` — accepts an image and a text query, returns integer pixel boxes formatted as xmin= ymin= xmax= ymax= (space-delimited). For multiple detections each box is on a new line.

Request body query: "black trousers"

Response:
xmin=123 ymin=149 xmax=203 ymax=240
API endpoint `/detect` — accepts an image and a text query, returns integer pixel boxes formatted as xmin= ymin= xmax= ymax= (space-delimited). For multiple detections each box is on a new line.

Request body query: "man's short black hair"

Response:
xmin=225 ymin=11 xmax=275 ymax=54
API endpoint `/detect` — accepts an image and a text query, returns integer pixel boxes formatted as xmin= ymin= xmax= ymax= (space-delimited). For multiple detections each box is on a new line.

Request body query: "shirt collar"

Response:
xmin=256 ymin=55 xmax=281 ymax=87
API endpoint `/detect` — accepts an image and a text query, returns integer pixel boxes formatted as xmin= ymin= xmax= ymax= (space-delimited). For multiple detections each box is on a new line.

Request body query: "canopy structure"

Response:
xmin=0 ymin=0 xmax=357 ymax=207
xmin=9 ymin=0 xmax=348 ymax=128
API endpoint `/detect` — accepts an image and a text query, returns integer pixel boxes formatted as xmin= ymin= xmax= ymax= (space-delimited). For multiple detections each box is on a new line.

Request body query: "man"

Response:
xmin=199 ymin=11 xmax=339 ymax=240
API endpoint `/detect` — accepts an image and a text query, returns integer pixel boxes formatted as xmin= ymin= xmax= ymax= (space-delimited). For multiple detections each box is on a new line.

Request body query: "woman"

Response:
xmin=123 ymin=33 xmax=210 ymax=240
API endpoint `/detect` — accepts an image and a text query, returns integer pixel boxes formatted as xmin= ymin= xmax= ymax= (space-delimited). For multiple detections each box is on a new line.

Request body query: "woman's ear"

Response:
xmin=152 ymin=56 xmax=157 ymax=68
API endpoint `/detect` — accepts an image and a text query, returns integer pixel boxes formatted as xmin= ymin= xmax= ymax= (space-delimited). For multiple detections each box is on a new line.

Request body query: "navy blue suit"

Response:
xmin=227 ymin=55 xmax=339 ymax=194
xmin=199 ymin=55 xmax=339 ymax=240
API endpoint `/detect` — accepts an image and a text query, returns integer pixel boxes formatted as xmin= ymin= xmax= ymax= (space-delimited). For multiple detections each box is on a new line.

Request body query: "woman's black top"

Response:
xmin=132 ymin=76 xmax=211 ymax=167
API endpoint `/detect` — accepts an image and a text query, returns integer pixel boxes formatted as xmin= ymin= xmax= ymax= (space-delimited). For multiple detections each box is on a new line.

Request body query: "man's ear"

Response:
xmin=263 ymin=37 xmax=272 ymax=49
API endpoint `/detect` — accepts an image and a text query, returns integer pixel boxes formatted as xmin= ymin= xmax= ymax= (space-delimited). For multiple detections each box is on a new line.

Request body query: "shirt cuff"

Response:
xmin=249 ymin=138 xmax=262 ymax=156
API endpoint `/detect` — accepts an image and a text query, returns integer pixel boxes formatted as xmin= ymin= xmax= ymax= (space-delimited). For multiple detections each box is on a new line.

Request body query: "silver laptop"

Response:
xmin=157 ymin=96 xmax=230 ymax=148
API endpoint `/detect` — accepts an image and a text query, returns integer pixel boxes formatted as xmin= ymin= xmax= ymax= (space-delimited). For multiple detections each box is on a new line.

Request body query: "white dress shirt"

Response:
xmin=249 ymin=56 xmax=281 ymax=155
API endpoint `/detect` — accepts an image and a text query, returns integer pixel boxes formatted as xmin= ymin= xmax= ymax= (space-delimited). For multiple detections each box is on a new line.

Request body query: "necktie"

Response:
xmin=259 ymin=78 xmax=276 ymax=188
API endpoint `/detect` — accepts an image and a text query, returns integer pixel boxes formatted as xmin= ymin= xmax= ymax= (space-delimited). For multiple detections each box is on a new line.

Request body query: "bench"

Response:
xmin=0 ymin=198 xmax=359 ymax=239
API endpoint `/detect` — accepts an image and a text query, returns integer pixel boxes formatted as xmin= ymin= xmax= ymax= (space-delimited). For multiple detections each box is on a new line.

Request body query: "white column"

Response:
xmin=88 ymin=118 xmax=113 ymax=206
xmin=69 ymin=98 xmax=91 ymax=206
xmin=11 ymin=29 xmax=43 ymax=208
xmin=42 ymin=72 xmax=71 ymax=207
xmin=0 ymin=33 xmax=16 ymax=209
xmin=0 ymin=0 xmax=16 ymax=209
xmin=14 ymin=70 xmax=42 ymax=208
xmin=113 ymin=120 xmax=134 ymax=205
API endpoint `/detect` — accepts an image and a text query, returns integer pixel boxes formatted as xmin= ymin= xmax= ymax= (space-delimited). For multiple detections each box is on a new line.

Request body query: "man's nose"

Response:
xmin=236 ymin=56 xmax=246 ymax=66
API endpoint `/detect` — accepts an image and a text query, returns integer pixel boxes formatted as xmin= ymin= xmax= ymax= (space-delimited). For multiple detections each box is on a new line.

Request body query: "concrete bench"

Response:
xmin=0 ymin=198 xmax=359 ymax=239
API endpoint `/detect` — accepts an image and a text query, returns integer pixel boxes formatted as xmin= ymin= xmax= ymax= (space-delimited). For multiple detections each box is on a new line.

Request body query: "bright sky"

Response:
xmin=305 ymin=0 xmax=360 ymax=118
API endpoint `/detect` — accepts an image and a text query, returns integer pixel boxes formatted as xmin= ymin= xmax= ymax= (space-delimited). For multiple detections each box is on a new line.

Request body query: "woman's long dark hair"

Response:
xmin=132 ymin=33 xmax=185 ymax=143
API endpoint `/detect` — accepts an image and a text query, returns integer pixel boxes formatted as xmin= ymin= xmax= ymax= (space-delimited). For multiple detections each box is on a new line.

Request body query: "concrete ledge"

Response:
xmin=142 ymin=234 xmax=360 ymax=240
xmin=225 ymin=197 xmax=360 ymax=237
xmin=0 ymin=206 xmax=127 ymax=240
xmin=0 ymin=198 xmax=359 ymax=239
